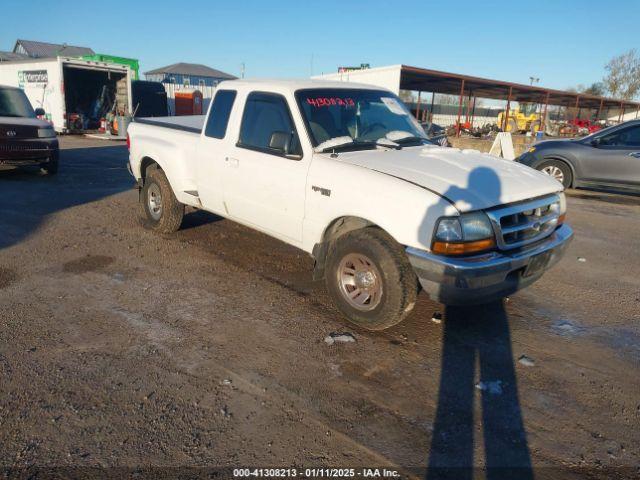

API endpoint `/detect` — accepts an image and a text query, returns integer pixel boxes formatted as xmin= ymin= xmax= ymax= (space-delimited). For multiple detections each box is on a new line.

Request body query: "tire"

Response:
xmin=140 ymin=168 xmax=184 ymax=233
xmin=40 ymin=158 xmax=58 ymax=176
xmin=537 ymin=159 xmax=572 ymax=189
xmin=325 ymin=227 xmax=419 ymax=331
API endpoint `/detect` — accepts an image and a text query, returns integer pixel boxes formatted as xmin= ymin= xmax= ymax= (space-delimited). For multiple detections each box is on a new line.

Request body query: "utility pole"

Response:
xmin=240 ymin=62 xmax=245 ymax=79
xmin=529 ymin=76 xmax=540 ymax=86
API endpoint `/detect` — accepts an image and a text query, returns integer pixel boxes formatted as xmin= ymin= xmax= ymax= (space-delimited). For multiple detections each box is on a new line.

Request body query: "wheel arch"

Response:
xmin=140 ymin=156 xmax=161 ymax=181
xmin=311 ymin=215 xmax=395 ymax=281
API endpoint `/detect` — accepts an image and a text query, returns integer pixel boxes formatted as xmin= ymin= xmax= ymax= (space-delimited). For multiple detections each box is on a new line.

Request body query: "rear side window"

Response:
xmin=204 ymin=90 xmax=237 ymax=139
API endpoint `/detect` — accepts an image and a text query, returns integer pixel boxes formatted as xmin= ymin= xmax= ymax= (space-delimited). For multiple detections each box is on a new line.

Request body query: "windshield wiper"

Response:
xmin=314 ymin=136 xmax=398 ymax=154
xmin=314 ymin=136 xmax=355 ymax=153
xmin=385 ymin=131 xmax=429 ymax=146
xmin=390 ymin=135 xmax=429 ymax=146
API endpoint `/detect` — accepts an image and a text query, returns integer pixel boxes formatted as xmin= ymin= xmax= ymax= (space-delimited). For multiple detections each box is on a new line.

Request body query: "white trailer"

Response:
xmin=0 ymin=56 xmax=133 ymax=133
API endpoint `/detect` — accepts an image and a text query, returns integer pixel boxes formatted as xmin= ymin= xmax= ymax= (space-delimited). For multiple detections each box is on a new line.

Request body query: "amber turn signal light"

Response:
xmin=432 ymin=238 xmax=496 ymax=256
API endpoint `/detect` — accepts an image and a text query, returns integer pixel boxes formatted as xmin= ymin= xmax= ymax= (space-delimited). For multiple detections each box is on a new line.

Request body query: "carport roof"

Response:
xmin=399 ymin=65 xmax=640 ymax=111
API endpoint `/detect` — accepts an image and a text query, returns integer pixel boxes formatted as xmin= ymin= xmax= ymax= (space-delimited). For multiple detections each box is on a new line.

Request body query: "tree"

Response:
xmin=436 ymin=94 xmax=461 ymax=105
xmin=583 ymin=82 xmax=605 ymax=96
xmin=603 ymin=49 xmax=640 ymax=100
xmin=566 ymin=82 xmax=605 ymax=96
xmin=398 ymin=90 xmax=416 ymax=103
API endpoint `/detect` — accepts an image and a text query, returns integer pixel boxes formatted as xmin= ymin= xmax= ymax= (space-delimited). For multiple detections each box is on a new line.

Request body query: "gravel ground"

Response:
xmin=0 ymin=137 xmax=638 ymax=479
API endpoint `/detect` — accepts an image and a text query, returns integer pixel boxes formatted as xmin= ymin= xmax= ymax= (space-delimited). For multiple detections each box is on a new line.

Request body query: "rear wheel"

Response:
xmin=537 ymin=159 xmax=572 ymax=188
xmin=325 ymin=228 xmax=418 ymax=331
xmin=140 ymin=168 xmax=184 ymax=233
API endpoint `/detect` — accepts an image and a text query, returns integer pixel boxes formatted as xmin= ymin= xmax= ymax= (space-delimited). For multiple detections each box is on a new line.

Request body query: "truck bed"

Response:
xmin=134 ymin=115 xmax=204 ymax=134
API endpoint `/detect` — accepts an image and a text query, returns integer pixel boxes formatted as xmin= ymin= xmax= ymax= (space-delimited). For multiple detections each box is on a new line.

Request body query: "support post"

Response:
xmin=415 ymin=91 xmax=421 ymax=120
xmin=470 ymin=96 xmax=477 ymax=127
xmin=503 ymin=86 xmax=513 ymax=131
xmin=429 ymin=92 xmax=435 ymax=122
xmin=465 ymin=93 xmax=472 ymax=124
xmin=597 ymin=98 xmax=604 ymax=120
xmin=573 ymin=96 xmax=580 ymax=125
xmin=618 ymin=102 xmax=624 ymax=123
xmin=540 ymin=92 xmax=550 ymax=135
xmin=456 ymin=79 xmax=465 ymax=137
xmin=636 ymin=105 xmax=639 ymax=120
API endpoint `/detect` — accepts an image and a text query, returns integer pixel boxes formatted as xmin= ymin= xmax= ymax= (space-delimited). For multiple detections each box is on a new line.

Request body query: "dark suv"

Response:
xmin=0 ymin=85 xmax=58 ymax=175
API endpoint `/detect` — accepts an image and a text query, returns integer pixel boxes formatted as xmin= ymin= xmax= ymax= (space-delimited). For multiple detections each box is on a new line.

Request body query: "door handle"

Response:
xmin=628 ymin=152 xmax=640 ymax=158
xmin=225 ymin=156 xmax=239 ymax=167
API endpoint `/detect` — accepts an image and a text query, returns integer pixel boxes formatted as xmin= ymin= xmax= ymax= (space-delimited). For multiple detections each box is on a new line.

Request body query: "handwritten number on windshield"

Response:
xmin=306 ymin=97 xmax=355 ymax=108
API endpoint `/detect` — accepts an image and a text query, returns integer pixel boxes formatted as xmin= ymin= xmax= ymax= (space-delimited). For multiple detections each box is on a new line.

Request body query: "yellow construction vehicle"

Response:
xmin=497 ymin=103 xmax=542 ymax=133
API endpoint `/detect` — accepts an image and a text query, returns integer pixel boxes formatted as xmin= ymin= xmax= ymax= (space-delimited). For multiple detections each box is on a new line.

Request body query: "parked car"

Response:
xmin=516 ymin=119 xmax=640 ymax=191
xmin=0 ymin=85 xmax=58 ymax=175
xmin=127 ymin=80 xmax=572 ymax=330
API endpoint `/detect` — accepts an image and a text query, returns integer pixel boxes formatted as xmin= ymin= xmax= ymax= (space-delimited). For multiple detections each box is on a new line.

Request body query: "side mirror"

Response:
xmin=34 ymin=108 xmax=45 ymax=117
xmin=269 ymin=131 xmax=291 ymax=154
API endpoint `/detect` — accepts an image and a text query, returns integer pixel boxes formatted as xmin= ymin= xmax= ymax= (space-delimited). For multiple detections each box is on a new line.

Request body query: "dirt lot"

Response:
xmin=1 ymin=137 xmax=639 ymax=479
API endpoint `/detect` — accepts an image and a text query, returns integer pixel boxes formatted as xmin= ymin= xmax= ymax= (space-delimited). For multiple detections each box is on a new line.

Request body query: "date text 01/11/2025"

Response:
xmin=232 ymin=467 xmax=401 ymax=478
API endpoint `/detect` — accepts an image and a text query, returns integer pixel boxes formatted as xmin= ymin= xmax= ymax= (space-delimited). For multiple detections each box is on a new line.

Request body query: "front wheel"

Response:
xmin=325 ymin=228 xmax=419 ymax=331
xmin=537 ymin=159 xmax=572 ymax=189
xmin=40 ymin=158 xmax=58 ymax=176
xmin=140 ymin=168 xmax=184 ymax=233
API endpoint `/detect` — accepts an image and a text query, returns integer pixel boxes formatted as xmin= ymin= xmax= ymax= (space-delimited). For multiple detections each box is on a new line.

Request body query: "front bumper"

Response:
xmin=406 ymin=224 xmax=573 ymax=305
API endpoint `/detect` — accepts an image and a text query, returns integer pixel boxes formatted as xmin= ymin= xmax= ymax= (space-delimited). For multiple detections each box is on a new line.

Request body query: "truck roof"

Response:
xmin=216 ymin=78 xmax=389 ymax=93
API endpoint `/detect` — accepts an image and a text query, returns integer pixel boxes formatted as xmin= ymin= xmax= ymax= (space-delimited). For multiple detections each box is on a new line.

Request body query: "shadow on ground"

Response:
xmin=0 ymin=145 xmax=132 ymax=251
xmin=426 ymin=301 xmax=533 ymax=480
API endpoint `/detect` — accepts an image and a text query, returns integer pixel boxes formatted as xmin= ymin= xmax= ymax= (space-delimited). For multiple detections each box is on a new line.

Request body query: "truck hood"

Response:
xmin=333 ymin=145 xmax=563 ymax=212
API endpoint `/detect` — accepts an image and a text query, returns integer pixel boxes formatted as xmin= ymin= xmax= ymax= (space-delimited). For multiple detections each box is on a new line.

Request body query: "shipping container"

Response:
xmin=0 ymin=56 xmax=133 ymax=133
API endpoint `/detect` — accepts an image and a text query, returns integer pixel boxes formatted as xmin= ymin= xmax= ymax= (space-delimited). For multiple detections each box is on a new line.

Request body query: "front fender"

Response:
xmin=302 ymin=157 xmax=456 ymax=254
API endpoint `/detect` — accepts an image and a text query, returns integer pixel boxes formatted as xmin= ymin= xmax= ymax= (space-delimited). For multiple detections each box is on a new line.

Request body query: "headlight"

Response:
xmin=434 ymin=218 xmax=462 ymax=241
xmin=556 ymin=192 xmax=566 ymax=224
xmin=38 ymin=127 xmax=56 ymax=138
xmin=432 ymin=211 xmax=495 ymax=255
xmin=558 ymin=192 xmax=566 ymax=214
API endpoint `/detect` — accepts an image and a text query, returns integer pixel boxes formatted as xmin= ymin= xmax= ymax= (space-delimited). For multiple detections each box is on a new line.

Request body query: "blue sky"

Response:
xmin=3 ymin=0 xmax=639 ymax=91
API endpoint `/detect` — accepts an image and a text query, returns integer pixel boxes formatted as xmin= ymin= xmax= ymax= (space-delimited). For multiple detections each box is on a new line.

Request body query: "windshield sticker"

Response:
xmin=381 ymin=97 xmax=407 ymax=115
xmin=306 ymin=97 xmax=355 ymax=108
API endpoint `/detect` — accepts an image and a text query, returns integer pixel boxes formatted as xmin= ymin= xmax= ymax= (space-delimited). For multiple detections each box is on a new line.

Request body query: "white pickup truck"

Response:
xmin=127 ymin=79 xmax=573 ymax=330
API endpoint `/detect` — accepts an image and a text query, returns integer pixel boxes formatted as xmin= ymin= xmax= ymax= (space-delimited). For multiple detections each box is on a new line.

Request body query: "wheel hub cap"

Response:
xmin=148 ymin=184 xmax=163 ymax=220
xmin=541 ymin=165 xmax=564 ymax=183
xmin=337 ymin=253 xmax=383 ymax=311
xmin=355 ymin=271 xmax=376 ymax=289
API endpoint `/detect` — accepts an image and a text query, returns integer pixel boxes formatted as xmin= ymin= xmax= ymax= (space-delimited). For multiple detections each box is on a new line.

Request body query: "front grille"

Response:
xmin=486 ymin=194 xmax=562 ymax=250
xmin=0 ymin=141 xmax=49 ymax=152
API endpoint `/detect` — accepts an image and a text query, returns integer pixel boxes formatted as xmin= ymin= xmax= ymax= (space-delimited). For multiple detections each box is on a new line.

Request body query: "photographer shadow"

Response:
xmin=420 ymin=166 xmax=533 ymax=479
xmin=426 ymin=302 xmax=533 ymax=480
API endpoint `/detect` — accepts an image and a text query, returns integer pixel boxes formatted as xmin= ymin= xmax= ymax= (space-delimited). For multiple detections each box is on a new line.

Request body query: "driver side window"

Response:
xmin=599 ymin=125 xmax=640 ymax=147
xmin=238 ymin=92 xmax=302 ymax=158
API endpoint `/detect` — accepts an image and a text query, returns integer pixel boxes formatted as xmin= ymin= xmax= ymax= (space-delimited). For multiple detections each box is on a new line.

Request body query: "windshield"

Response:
xmin=0 ymin=88 xmax=35 ymax=118
xmin=295 ymin=88 xmax=429 ymax=150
